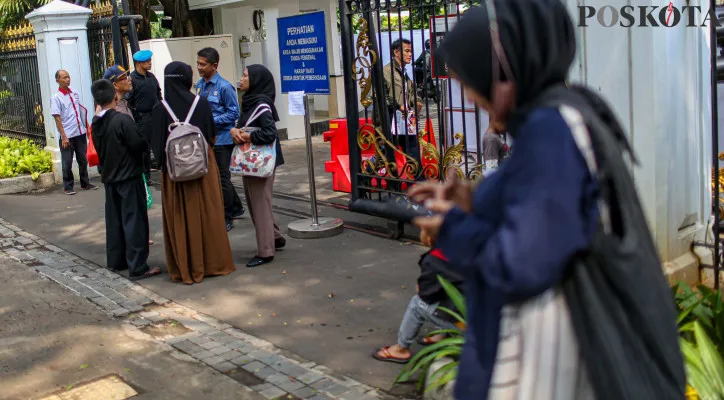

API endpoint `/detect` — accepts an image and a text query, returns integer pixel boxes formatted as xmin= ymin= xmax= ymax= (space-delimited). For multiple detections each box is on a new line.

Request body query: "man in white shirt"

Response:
xmin=50 ymin=69 xmax=97 ymax=195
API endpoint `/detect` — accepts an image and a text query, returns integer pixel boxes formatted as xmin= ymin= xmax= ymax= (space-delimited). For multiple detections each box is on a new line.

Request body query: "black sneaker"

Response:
xmin=226 ymin=220 xmax=233 ymax=232
xmin=82 ymin=184 xmax=98 ymax=190
xmin=232 ymin=208 xmax=246 ymax=219
xmin=275 ymin=237 xmax=286 ymax=249
xmin=64 ymin=189 xmax=76 ymax=195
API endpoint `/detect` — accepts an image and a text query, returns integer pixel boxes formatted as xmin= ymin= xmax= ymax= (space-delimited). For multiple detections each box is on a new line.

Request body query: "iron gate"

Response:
xmin=88 ymin=1 xmax=120 ymax=81
xmin=338 ymin=0 xmax=489 ymax=223
xmin=0 ymin=23 xmax=45 ymax=146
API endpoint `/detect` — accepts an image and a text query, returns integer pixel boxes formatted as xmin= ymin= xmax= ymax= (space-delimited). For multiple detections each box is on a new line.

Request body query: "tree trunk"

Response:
xmin=157 ymin=0 xmax=213 ymax=38
xmin=128 ymin=0 xmax=151 ymax=40
xmin=157 ymin=0 xmax=191 ymax=37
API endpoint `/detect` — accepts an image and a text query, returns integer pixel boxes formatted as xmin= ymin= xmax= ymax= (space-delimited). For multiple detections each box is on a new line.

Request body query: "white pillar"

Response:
xmin=26 ymin=0 xmax=96 ymax=184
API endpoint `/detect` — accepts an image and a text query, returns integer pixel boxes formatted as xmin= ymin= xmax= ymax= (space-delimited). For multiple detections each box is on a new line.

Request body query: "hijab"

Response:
xmin=241 ymin=64 xmax=280 ymax=124
xmin=163 ymin=61 xmax=195 ymax=111
xmin=436 ymin=0 xmax=576 ymax=108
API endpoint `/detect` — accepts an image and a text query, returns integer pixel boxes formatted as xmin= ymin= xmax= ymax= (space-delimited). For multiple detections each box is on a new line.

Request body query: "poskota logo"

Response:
xmin=578 ymin=3 xmax=721 ymax=27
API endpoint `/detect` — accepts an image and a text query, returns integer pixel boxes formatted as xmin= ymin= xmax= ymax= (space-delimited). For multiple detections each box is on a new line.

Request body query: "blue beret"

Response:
xmin=133 ymin=49 xmax=153 ymax=62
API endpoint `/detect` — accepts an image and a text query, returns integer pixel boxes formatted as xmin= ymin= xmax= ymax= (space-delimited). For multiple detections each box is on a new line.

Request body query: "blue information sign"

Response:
xmin=277 ymin=11 xmax=330 ymax=95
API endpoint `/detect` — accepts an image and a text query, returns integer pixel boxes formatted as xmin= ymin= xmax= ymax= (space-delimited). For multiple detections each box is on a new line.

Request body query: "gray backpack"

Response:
xmin=161 ymin=96 xmax=209 ymax=182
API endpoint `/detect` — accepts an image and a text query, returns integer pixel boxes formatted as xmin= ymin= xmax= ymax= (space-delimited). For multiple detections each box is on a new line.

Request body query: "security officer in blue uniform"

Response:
xmin=128 ymin=49 xmax=162 ymax=183
xmin=196 ymin=47 xmax=244 ymax=231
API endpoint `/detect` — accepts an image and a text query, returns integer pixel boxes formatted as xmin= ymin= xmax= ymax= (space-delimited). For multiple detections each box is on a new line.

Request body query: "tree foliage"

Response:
xmin=336 ymin=5 xmax=445 ymax=33
xmin=126 ymin=0 xmax=212 ymax=39
xmin=0 ymin=0 xmax=206 ymax=40
xmin=0 ymin=0 xmax=51 ymax=28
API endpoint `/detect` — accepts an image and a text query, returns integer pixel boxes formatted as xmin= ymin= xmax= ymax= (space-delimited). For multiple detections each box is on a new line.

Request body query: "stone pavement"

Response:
xmin=0 ymin=218 xmax=407 ymax=400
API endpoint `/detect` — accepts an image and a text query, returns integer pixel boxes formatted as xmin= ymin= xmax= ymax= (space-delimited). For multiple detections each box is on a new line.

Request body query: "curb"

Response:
xmin=0 ymin=172 xmax=55 ymax=195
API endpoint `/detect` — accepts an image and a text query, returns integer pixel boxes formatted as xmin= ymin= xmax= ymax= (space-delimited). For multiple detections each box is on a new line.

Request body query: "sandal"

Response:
xmin=417 ymin=334 xmax=446 ymax=346
xmin=372 ymin=346 xmax=410 ymax=364
xmin=129 ymin=267 xmax=162 ymax=281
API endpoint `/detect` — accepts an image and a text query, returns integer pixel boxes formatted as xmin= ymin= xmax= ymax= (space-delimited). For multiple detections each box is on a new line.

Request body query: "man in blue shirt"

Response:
xmin=196 ymin=47 xmax=244 ymax=231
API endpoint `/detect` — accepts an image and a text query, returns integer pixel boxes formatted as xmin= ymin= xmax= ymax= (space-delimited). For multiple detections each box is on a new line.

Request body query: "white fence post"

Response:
xmin=26 ymin=0 xmax=96 ymax=184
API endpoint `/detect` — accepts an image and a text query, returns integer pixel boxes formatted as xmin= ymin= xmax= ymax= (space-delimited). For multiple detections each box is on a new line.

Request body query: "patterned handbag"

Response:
xmin=230 ymin=104 xmax=277 ymax=178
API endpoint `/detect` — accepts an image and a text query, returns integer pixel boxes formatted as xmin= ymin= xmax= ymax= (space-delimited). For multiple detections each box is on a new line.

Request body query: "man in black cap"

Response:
xmin=103 ymin=65 xmax=134 ymax=118
xmin=128 ymin=49 xmax=161 ymax=183
xmin=105 ymin=64 xmax=155 ymax=247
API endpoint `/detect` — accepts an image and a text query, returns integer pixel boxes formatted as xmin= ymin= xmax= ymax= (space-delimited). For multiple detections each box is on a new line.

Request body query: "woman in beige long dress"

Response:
xmin=230 ymin=65 xmax=286 ymax=268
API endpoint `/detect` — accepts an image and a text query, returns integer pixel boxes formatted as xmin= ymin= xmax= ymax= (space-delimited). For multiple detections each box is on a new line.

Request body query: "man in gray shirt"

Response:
xmin=482 ymin=115 xmax=509 ymax=174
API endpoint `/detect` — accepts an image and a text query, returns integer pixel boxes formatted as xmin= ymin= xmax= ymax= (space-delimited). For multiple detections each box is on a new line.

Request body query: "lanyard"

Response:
xmin=60 ymin=88 xmax=83 ymax=133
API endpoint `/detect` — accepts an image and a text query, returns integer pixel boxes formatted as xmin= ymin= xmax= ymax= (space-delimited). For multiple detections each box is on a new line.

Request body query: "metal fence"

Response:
xmin=0 ymin=22 xmax=45 ymax=146
xmin=88 ymin=1 xmax=118 ymax=81
xmin=339 ymin=0 xmax=492 ymax=216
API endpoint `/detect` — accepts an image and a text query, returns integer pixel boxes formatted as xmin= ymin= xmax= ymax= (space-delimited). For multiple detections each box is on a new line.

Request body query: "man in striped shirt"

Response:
xmin=50 ymin=70 xmax=97 ymax=195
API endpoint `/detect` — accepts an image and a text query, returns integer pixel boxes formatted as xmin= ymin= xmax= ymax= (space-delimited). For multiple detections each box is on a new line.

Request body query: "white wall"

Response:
xmin=563 ymin=0 xmax=712 ymax=263
xmin=213 ymin=3 xmax=262 ymax=81
xmin=133 ymin=35 xmax=238 ymax=96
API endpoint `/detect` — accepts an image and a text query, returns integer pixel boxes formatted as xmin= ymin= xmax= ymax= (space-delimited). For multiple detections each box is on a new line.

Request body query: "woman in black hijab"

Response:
xmin=149 ymin=61 xmax=236 ymax=284
xmin=409 ymin=0 xmax=685 ymax=399
xmin=230 ymin=64 xmax=285 ymax=268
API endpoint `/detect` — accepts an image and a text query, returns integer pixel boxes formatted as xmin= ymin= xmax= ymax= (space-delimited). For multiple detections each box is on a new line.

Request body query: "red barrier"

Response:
xmin=324 ymin=118 xmax=373 ymax=193
xmin=324 ymin=117 xmax=437 ymax=193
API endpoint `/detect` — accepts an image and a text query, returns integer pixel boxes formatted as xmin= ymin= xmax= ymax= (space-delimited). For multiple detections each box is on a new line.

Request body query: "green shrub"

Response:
xmin=674 ymin=281 xmax=724 ymax=399
xmin=0 ymin=136 xmax=52 ymax=180
xmin=396 ymin=275 xmax=466 ymax=393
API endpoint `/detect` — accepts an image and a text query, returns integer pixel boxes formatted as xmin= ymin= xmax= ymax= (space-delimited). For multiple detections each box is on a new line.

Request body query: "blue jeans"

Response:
xmin=397 ymin=294 xmax=458 ymax=349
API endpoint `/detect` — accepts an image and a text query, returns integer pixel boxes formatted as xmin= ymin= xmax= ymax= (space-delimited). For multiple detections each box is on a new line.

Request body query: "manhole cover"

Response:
xmin=38 ymin=375 xmax=137 ymax=400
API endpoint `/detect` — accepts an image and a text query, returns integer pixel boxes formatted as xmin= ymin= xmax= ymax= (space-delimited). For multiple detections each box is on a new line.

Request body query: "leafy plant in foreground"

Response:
xmin=396 ymin=275 xmax=466 ymax=393
xmin=674 ymin=281 xmax=724 ymax=399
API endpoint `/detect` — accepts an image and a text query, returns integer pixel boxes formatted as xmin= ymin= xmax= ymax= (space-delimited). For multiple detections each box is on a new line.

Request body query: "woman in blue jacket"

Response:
xmin=409 ymin=0 xmax=685 ymax=399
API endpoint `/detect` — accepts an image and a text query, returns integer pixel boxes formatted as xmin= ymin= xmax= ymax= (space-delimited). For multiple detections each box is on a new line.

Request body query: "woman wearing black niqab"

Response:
xmin=230 ymin=64 xmax=286 ymax=268
xmin=409 ymin=0 xmax=686 ymax=399
xmin=149 ymin=61 xmax=236 ymax=284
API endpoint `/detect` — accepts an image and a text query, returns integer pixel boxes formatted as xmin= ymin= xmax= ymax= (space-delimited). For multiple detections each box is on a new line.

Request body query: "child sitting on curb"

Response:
xmin=373 ymin=243 xmax=464 ymax=363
